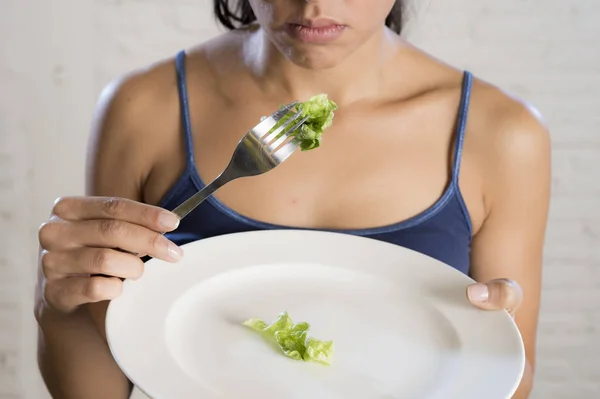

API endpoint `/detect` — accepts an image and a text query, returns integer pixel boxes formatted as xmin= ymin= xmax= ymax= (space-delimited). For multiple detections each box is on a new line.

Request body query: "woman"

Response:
xmin=35 ymin=0 xmax=550 ymax=398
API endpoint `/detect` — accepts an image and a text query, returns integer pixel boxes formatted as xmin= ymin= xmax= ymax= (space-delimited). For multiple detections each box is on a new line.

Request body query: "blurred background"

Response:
xmin=1 ymin=0 xmax=598 ymax=398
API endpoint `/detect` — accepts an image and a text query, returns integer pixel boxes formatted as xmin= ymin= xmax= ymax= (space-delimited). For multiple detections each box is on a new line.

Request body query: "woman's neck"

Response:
xmin=245 ymin=26 xmax=400 ymax=106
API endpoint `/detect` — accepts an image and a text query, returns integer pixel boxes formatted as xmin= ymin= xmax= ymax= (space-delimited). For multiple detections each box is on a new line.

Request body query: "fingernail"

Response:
xmin=467 ymin=283 xmax=489 ymax=303
xmin=167 ymin=242 xmax=183 ymax=261
xmin=159 ymin=212 xmax=180 ymax=231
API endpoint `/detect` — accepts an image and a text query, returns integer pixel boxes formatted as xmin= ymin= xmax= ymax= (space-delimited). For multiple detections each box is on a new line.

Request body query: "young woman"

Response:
xmin=35 ymin=1 xmax=550 ymax=398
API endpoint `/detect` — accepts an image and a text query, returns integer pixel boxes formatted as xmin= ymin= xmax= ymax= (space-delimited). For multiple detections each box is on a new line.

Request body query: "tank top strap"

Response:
xmin=451 ymin=71 xmax=474 ymax=185
xmin=175 ymin=50 xmax=197 ymax=172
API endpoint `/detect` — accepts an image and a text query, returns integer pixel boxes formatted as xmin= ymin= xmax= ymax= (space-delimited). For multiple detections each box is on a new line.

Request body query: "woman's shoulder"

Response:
xmin=87 ymin=57 xmax=183 ymax=197
xmin=412 ymin=45 xmax=547 ymax=152
xmin=95 ymin=31 xmax=241 ymax=129
xmin=95 ymin=29 xmax=247 ymax=125
xmin=460 ymin=71 xmax=551 ymax=228
xmin=410 ymin=46 xmax=550 ymax=205
xmin=90 ymin=56 xmax=183 ymax=172
xmin=400 ymin=43 xmax=547 ymax=129
xmin=88 ymin=31 xmax=247 ymax=193
xmin=465 ymin=75 xmax=550 ymax=178
xmin=397 ymin=43 xmax=550 ymax=226
xmin=390 ymin=43 xmax=549 ymax=155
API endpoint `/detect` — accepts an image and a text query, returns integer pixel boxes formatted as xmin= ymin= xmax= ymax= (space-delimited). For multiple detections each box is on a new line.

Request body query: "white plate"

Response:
xmin=106 ymin=230 xmax=524 ymax=399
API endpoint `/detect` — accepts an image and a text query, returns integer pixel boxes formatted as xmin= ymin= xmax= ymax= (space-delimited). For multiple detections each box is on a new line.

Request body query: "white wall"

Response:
xmin=1 ymin=0 xmax=598 ymax=398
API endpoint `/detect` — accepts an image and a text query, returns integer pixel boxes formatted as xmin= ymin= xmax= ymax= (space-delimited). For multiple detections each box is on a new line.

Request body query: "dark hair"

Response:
xmin=214 ymin=0 xmax=405 ymax=34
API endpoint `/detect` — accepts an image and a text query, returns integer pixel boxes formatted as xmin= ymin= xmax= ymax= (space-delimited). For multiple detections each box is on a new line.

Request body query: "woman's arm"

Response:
xmin=36 ymin=72 xmax=165 ymax=398
xmin=468 ymin=102 xmax=551 ymax=398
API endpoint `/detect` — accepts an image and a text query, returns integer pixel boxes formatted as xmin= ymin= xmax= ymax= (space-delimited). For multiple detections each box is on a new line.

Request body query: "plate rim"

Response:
xmin=106 ymin=229 xmax=525 ymax=399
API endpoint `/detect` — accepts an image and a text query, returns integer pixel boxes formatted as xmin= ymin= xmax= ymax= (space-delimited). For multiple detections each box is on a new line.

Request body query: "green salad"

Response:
xmin=243 ymin=311 xmax=334 ymax=365
xmin=274 ymin=94 xmax=338 ymax=151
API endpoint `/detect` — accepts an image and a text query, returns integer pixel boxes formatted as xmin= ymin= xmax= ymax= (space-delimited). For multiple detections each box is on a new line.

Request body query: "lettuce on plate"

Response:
xmin=243 ymin=311 xmax=334 ymax=365
xmin=272 ymin=94 xmax=338 ymax=151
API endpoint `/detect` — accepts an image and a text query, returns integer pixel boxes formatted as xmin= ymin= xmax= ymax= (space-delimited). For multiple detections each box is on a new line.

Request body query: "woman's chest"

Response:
xmin=204 ymin=112 xmax=464 ymax=228
xmin=146 ymin=99 xmax=485 ymax=232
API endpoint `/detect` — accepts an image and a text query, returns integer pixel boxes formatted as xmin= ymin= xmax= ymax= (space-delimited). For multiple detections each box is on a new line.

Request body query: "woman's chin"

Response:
xmin=293 ymin=56 xmax=341 ymax=70
xmin=280 ymin=45 xmax=348 ymax=70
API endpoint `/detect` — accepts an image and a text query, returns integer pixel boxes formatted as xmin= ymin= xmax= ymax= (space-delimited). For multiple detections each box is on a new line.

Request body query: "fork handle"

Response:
xmin=171 ymin=175 xmax=226 ymax=220
xmin=136 ymin=177 xmax=226 ymax=264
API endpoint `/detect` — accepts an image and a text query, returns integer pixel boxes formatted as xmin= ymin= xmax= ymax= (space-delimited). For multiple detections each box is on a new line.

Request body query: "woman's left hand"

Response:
xmin=466 ymin=278 xmax=523 ymax=318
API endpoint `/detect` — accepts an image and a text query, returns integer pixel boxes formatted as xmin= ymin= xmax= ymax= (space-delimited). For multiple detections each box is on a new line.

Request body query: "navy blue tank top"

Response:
xmin=161 ymin=51 xmax=474 ymax=275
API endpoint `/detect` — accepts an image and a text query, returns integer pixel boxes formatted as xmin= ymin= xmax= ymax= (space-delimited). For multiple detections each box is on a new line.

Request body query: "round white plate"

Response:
xmin=106 ymin=230 xmax=524 ymax=399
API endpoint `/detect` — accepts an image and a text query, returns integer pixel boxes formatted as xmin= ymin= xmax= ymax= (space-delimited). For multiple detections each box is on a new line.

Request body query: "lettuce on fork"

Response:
xmin=243 ymin=311 xmax=334 ymax=365
xmin=273 ymin=94 xmax=338 ymax=151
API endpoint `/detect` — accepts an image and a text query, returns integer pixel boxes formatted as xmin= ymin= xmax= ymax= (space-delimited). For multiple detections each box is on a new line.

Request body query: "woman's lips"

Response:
xmin=285 ymin=23 xmax=346 ymax=44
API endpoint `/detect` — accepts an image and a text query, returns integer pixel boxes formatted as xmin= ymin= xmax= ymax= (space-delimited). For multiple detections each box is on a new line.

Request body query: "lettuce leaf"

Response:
xmin=304 ymin=337 xmax=335 ymax=365
xmin=272 ymin=94 xmax=338 ymax=151
xmin=242 ymin=318 xmax=268 ymax=332
xmin=243 ymin=311 xmax=334 ymax=365
xmin=295 ymin=94 xmax=338 ymax=150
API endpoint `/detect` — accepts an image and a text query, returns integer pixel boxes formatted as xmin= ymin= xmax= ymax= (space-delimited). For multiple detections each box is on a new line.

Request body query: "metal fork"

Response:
xmin=171 ymin=101 xmax=308 ymax=221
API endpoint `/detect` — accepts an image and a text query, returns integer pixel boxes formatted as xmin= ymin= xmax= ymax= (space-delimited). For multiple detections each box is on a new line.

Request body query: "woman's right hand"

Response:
xmin=38 ymin=196 xmax=183 ymax=313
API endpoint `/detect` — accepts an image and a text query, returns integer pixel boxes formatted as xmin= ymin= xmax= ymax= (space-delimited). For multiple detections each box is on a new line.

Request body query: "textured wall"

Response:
xmin=1 ymin=0 xmax=598 ymax=398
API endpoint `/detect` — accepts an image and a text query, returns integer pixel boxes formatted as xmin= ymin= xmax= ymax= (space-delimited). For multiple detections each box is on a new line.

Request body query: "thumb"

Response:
xmin=467 ymin=278 xmax=523 ymax=315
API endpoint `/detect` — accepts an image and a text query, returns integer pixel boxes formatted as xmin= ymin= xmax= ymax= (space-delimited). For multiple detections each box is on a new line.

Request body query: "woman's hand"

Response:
xmin=466 ymin=278 xmax=524 ymax=318
xmin=37 ymin=196 xmax=182 ymax=314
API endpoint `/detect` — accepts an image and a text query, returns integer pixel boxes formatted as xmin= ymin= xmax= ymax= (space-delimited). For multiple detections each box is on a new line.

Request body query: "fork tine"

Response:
xmin=249 ymin=101 xmax=299 ymax=140
xmin=272 ymin=101 xmax=299 ymax=120
xmin=268 ymin=115 xmax=309 ymax=151
xmin=273 ymin=140 xmax=300 ymax=162
xmin=263 ymin=111 xmax=303 ymax=144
